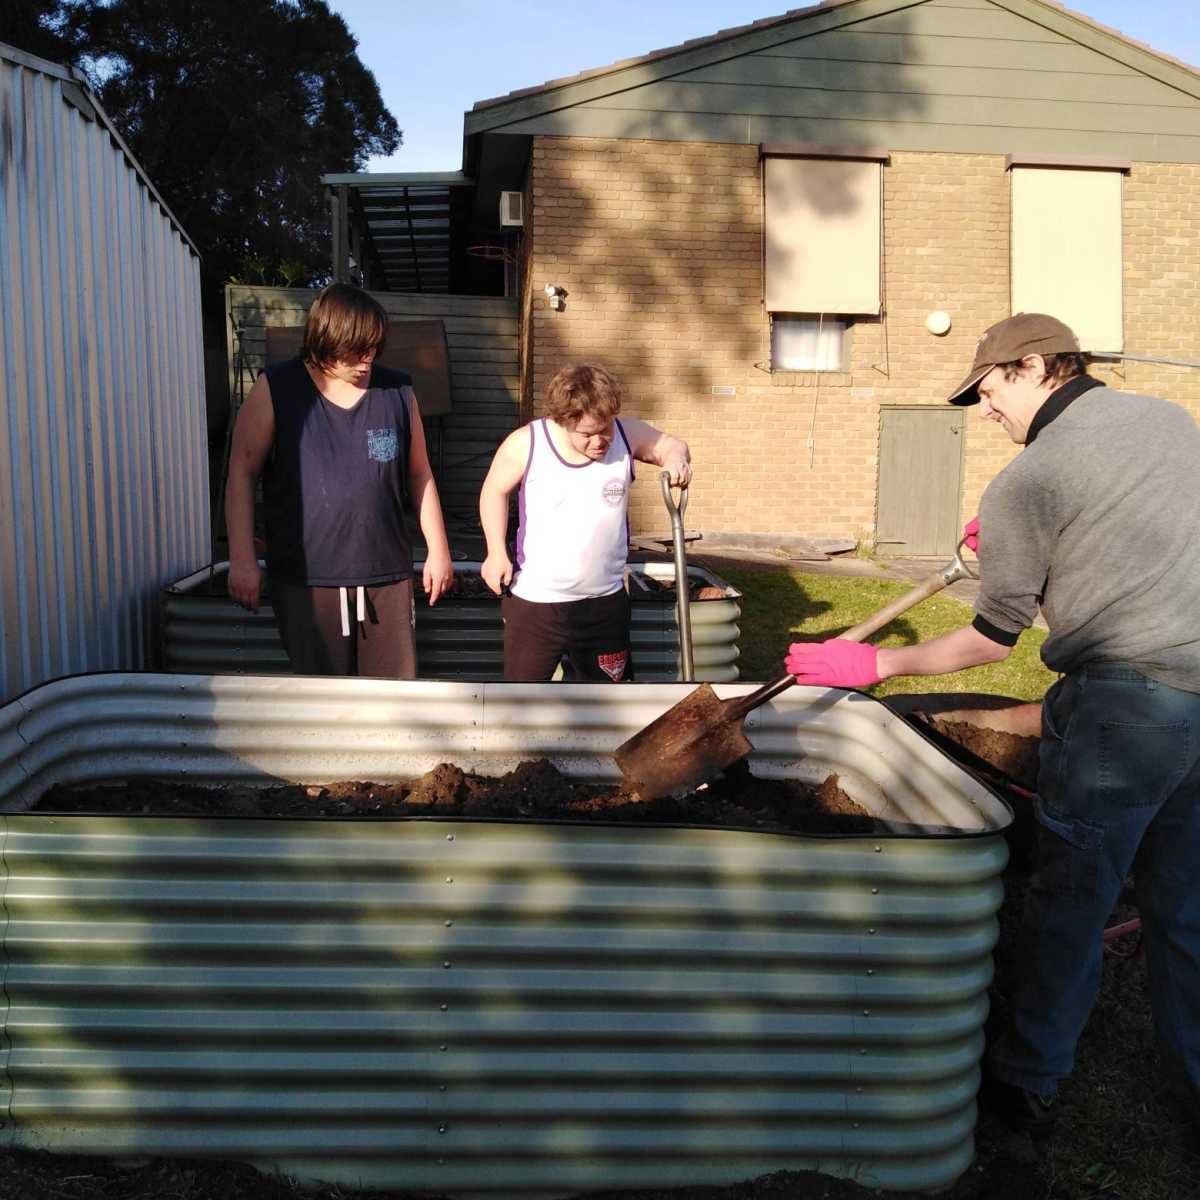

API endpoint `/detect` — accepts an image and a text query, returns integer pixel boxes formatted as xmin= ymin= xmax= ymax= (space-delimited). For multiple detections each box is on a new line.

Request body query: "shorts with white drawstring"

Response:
xmin=268 ymin=576 xmax=417 ymax=678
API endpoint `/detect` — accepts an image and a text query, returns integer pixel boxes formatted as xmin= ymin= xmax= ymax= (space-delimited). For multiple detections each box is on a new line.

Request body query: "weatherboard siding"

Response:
xmin=474 ymin=0 xmax=1200 ymax=163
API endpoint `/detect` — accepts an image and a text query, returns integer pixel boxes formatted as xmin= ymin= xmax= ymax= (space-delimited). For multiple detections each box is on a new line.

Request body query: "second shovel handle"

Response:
xmin=660 ymin=472 xmax=694 ymax=683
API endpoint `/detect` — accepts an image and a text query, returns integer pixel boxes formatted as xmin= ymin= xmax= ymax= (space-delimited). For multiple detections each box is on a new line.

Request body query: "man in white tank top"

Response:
xmin=480 ymin=364 xmax=691 ymax=681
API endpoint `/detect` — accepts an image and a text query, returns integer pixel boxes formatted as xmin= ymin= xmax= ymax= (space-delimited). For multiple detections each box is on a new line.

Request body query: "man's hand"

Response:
xmin=660 ymin=453 xmax=692 ymax=488
xmin=962 ymin=515 xmax=980 ymax=553
xmin=423 ymin=550 xmax=455 ymax=607
xmin=785 ymin=639 xmax=880 ymax=689
xmin=481 ymin=553 xmax=513 ymax=596
xmin=228 ymin=559 xmax=263 ymax=612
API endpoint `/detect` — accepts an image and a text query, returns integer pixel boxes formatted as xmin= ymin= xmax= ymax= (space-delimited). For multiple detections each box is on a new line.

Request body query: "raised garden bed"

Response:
xmin=162 ymin=561 xmax=742 ymax=681
xmin=0 ymin=673 xmax=1011 ymax=1196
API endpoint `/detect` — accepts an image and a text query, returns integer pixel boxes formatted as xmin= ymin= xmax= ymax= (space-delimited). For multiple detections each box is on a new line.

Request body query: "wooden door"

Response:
xmin=876 ymin=407 xmax=964 ymax=557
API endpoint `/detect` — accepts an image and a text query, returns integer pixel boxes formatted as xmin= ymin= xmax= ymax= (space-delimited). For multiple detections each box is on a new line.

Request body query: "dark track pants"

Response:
xmin=270 ymin=576 xmax=417 ymax=679
xmin=501 ymin=589 xmax=633 ymax=682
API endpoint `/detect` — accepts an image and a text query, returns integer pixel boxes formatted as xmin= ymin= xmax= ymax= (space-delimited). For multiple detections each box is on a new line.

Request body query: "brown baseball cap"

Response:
xmin=947 ymin=313 xmax=1081 ymax=405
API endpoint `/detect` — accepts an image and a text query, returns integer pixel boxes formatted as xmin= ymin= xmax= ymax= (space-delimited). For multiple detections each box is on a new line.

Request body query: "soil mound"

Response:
xmin=37 ymin=758 xmax=877 ymax=834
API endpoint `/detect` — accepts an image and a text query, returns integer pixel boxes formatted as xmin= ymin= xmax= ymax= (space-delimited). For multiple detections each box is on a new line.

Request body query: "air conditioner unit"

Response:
xmin=499 ymin=190 xmax=524 ymax=227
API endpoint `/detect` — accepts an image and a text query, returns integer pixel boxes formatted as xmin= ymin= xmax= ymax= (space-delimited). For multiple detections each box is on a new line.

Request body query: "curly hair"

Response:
xmin=544 ymin=363 xmax=625 ymax=425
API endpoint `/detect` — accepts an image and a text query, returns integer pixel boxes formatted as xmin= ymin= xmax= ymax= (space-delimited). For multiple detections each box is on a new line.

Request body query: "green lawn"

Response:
xmin=718 ymin=565 xmax=1057 ymax=700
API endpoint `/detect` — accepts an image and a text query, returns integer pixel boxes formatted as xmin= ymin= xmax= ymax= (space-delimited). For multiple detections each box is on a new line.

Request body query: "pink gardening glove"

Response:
xmin=962 ymin=515 xmax=980 ymax=553
xmin=785 ymin=639 xmax=881 ymax=689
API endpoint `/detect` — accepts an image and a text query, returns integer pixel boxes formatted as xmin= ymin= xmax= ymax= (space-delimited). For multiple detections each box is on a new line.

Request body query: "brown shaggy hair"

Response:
xmin=544 ymin=363 xmax=624 ymax=426
xmin=301 ymin=283 xmax=388 ymax=370
xmin=998 ymin=352 xmax=1091 ymax=390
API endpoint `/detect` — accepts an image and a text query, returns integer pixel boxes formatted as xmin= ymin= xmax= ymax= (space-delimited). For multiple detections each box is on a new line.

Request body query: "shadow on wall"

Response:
xmin=527 ymin=7 xmax=928 ymax=408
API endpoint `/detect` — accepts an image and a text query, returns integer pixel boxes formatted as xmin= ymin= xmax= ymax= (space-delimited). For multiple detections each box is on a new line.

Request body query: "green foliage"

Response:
xmin=720 ymin=564 xmax=1057 ymax=700
xmin=3 ymin=0 xmax=400 ymax=296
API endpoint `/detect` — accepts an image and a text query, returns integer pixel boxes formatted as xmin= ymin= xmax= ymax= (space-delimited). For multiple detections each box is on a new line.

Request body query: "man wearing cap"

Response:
xmin=785 ymin=313 xmax=1200 ymax=1145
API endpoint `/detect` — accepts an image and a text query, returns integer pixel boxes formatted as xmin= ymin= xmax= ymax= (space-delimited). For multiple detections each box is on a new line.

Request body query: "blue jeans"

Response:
xmin=989 ymin=664 xmax=1200 ymax=1112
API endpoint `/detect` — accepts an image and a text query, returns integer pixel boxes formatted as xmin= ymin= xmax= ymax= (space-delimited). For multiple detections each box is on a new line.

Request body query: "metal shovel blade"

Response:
xmin=614 ymin=535 xmax=980 ymax=799
xmin=613 ymin=683 xmax=753 ymax=799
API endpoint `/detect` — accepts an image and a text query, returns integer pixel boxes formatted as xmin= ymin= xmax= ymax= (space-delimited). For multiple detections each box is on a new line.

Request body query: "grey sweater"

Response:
xmin=976 ymin=385 xmax=1200 ymax=692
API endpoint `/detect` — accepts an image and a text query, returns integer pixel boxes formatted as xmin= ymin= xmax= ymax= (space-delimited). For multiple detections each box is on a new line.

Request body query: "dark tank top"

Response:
xmin=262 ymin=357 xmax=414 ymax=586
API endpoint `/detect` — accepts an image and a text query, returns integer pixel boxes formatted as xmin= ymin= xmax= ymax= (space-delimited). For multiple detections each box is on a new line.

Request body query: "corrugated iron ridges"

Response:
xmin=0 ymin=816 xmax=1004 ymax=1193
xmin=162 ymin=563 xmax=742 ymax=682
xmin=0 ymin=52 xmax=208 ymax=704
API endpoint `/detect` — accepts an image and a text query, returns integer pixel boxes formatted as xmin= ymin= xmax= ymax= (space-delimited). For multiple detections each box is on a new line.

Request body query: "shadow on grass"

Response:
xmin=706 ymin=562 xmax=921 ymax=683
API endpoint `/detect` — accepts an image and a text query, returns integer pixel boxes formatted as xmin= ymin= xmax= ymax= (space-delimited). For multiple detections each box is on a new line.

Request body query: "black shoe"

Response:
xmin=979 ymin=1074 xmax=1058 ymax=1141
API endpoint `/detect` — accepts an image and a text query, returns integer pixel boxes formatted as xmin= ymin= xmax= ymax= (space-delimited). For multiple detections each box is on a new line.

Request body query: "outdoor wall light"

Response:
xmin=925 ymin=310 xmax=952 ymax=336
xmin=544 ymin=283 xmax=567 ymax=311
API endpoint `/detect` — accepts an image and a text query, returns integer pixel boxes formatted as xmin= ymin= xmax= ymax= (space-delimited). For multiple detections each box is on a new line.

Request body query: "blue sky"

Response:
xmin=330 ymin=0 xmax=1200 ymax=173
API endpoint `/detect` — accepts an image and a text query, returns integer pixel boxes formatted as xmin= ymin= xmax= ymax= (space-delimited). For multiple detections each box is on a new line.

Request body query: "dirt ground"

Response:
xmin=37 ymin=758 xmax=876 ymax=834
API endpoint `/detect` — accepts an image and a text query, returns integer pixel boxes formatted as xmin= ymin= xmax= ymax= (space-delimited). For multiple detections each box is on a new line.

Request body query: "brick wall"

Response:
xmin=525 ymin=137 xmax=1200 ymax=543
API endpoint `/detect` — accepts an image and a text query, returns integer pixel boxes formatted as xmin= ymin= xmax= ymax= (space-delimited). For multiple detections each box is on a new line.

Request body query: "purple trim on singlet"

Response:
xmin=542 ymin=418 xmax=595 ymax=469
xmin=615 ymin=419 xmax=634 ymax=548
xmin=514 ymin=421 xmax=537 ymax=568
xmin=615 ymin=418 xmax=635 ymax=481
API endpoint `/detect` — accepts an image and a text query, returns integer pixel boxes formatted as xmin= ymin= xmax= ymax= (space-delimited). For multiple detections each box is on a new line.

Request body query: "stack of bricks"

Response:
xmin=524 ymin=135 xmax=1200 ymax=545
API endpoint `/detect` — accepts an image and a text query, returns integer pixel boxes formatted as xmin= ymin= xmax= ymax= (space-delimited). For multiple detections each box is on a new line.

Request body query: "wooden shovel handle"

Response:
xmin=840 ymin=571 xmax=950 ymax=643
xmin=722 ymin=555 xmax=963 ymax=723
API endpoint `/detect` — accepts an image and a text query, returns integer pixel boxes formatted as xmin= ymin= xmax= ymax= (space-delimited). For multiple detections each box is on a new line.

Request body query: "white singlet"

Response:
xmin=510 ymin=418 xmax=633 ymax=603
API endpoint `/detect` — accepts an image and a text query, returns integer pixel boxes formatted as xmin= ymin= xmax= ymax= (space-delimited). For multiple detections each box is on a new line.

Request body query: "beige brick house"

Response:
xmin=337 ymin=0 xmax=1200 ymax=555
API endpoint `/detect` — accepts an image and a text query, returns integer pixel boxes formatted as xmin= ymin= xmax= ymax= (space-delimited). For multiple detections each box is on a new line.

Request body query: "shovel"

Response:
xmin=660 ymin=471 xmax=695 ymax=683
xmin=614 ymin=536 xmax=978 ymax=799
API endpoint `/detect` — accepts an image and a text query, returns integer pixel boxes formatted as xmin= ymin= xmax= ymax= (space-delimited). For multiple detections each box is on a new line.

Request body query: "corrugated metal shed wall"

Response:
xmin=225 ymin=285 xmax=519 ymax=531
xmin=0 ymin=45 xmax=209 ymax=703
xmin=0 ymin=673 xmax=1012 ymax=1194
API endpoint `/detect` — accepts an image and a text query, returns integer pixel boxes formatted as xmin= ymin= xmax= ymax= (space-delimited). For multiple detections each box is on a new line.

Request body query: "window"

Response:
xmin=771 ymin=316 xmax=847 ymax=372
xmin=762 ymin=147 xmax=886 ymax=372
xmin=1009 ymin=160 xmax=1127 ymax=352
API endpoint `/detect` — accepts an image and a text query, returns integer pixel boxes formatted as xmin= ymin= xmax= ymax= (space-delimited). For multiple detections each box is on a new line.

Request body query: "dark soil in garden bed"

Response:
xmin=36 ymin=758 xmax=877 ymax=834
xmin=923 ymin=716 xmax=1041 ymax=792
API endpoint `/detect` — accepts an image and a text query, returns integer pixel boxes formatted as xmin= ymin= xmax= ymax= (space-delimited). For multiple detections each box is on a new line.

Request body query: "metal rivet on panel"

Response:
xmin=438 ymin=1125 xmax=447 ymax=1134
xmin=871 ymin=887 xmax=879 ymax=895
xmin=439 ymin=1084 xmax=447 ymax=1092
xmin=445 ymin=920 xmax=453 ymax=927
xmin=440 ymin=1044 xmax=447 ymax=1051
xmin=443 ymin=961 xmax=451 ymax=969
xmin=863 ymin=1009 xmax=870 ymax=1016
xmin=866 ymin=969 xmax=874 ymax=975
xmin=445 ymin=876 xmax=453 ymax=884
xmin=440 ymin=1003 xmax=448 ymax=1012
xmin=446 ymin=834 xmax=454 ymax=841
xmin=874 ymin=845 xmax=882 ymax=853
xmin=868 ymin=928 xmax=876 ymax=935
xmin=859 ymin=1048 xmax=867 ymax=1055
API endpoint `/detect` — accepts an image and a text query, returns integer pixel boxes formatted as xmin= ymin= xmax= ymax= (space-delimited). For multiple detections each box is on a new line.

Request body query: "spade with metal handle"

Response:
xmin=614 ymin=536 xmax=978 ymax=799
xmin=660 ymin=471 xmax=694 ymax=682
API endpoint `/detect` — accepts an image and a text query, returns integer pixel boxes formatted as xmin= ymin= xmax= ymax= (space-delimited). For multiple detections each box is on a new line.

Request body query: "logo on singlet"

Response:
xmin=367 ymin=428 xmax=399 ymax=463
xmin=597 ymin=651 xmax=628 ymax=681
xmin=602 ymin=479 xmax=626 ymax=507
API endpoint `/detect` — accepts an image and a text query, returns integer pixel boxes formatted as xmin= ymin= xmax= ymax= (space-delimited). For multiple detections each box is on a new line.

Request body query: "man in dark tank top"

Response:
xmin=224 ymin=283 xmax=454 ymax=677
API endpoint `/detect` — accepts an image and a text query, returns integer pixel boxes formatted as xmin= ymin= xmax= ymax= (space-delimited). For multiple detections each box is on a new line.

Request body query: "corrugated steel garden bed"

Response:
xmin=162 ymin=561 xmax=742 ymax=681
xmin=0 ymin=673 xmax=1011 ymax=1195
